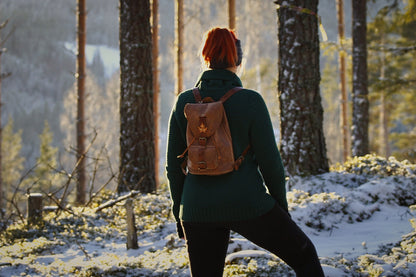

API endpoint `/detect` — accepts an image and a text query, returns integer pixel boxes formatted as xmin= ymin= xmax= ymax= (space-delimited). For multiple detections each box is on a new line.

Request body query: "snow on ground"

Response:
xmin=310 ymin=205 xmax=413 ymax=257
xmin=1 ymin=155 xmax=415 ymax=276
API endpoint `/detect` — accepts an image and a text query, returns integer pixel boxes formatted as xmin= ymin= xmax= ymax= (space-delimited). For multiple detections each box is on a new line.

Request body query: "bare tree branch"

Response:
xmin=95 ymin=176 xmax=145 ymax=213
xmin=58 ymin=131 xmax=97 ymax=210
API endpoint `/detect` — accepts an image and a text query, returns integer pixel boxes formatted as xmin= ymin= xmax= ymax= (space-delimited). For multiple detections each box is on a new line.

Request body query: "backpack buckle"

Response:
xmin=197 ymin=161 xmax=207 ymax=170
xmin=198 ymin=137 xmax=207 ymax=146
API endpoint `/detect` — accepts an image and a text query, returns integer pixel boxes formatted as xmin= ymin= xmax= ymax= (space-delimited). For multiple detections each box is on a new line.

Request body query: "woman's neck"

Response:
xmin=225 ymin=66 xmax=238 ymax=73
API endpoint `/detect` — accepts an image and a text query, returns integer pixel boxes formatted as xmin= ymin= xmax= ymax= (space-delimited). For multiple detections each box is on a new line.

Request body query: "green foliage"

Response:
xmin=60 ymin=69 xmax=120 ymax=192
xmin=0 ymin=190 xmax=171 ymax=245
xmin=320 ymin=48 xmax=342 ymax=164
xmin=240 ymin=58 xmax=279 ymax=121
xmin=332 ymin=154 xmax=415 ymax=177
xmin=1 ymin=118 xmax=25 ymax=193
xmin=367 ymin=1 xmax=416 ymax=162
xmin=223 ymin=257 xmax=294 ymax=277
xmin=28 ymin=120 xmax=63 ymax=194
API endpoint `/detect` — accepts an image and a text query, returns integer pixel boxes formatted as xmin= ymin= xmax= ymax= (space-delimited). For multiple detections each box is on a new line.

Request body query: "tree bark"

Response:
xmin=125 ymin=198 xmax=138 ymax=249
xmin=276 ymin=0 xmax=329 ymax=176
xmin=152 ymin=0 xmax=160 ymax=189
xmin=0 ymin=27 xmax=3 ymax=215
xmin=229 ymin=0 xmax=236 ymax=30
xmin=119 ymin=0 xmax=156 ymax=193
xmin=336 ymin=0 xmax=350 ymax=162
xmin=351 ymin=0 xmax=369 ymax=157
xmin=76 ymin=0 xmax=87 ymax=205
xmin=380 ymin=91 xmax=390 ymax=157
xmin=27 ymin=193 xmax=43 ymax=226
xmin=379 ymin=34 xmax=390 ymax=158
xmin=175 ymin=0 xmax=184 ymax=95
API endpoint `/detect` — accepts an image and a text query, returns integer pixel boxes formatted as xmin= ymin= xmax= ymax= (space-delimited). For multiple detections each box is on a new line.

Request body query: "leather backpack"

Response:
xmin=177 ymin=87 xmax=250 ymax=175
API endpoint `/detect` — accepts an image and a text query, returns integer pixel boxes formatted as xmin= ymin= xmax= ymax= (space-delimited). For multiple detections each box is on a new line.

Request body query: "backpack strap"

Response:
xmin=220 ymin=87 xmax=243 ymax=103
xmin=192 ymin=88 xmax=202 ymax=103
xmin=234 ymin=145 xmax=251 ymax=170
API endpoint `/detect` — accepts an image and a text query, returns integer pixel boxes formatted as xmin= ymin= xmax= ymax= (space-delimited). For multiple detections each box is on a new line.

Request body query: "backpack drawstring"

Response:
xmin=177 ymin=137 xmax=196 ymax=159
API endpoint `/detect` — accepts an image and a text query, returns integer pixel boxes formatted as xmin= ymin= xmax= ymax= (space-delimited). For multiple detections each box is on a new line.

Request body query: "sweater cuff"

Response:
xmin=176 ymin=222 xmax=184 ymax=239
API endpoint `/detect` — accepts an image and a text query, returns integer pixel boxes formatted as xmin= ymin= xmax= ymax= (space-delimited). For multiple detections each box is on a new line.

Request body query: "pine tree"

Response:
xmin=152 ymin=0 xmax=160 ymax=188
xmin=175 ymin=0 xmax=184 ymax=95
xmin=336 ymin=0 xmax=350 ymax=162
xmin=228 ymin=0 xmax=236 ymax=30
xmin=1 ymin=118 xmax=24 ymax=200
xmin=351 ymin=0 xmax=369 ymax=157
xmin=89 ymin=49 xmax=106 ymax=88
xmin=119 ymin=0 xmax=155 ymax=193
xmin=76 ymin=0 xmax=87 ymax=205
xmin=276 ymin=0 xmax=329 ymax=176
xmin=61 ymin=69 xmax=118 ymax=194
xmin=31 ymin=121 xmax=61 ymax=194
xmin=0 ymin=20 xmax=7 ymax=214
xmin=320 ymin=50 xmax=343 ymax=165
xmin=367 ymin=1 xmax=416 ymax=162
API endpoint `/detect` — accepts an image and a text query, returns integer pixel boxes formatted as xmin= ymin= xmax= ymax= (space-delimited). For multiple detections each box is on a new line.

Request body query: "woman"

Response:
xmin=166 ymin=27 xmax=324 ymax=277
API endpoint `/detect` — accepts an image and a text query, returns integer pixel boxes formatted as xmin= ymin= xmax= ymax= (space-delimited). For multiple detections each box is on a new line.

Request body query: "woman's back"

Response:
xmin=168 ymin=69 xmax=286 ymax=223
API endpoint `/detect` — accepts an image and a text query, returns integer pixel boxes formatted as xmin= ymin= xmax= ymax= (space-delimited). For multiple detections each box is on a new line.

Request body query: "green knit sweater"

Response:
xmin=166 ymin=69 xmax=288 ymax=223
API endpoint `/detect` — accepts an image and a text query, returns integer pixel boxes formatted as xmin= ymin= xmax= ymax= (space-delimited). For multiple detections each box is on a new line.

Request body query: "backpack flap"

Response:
xmin=184 ymin=101 xmax=224 ymax=139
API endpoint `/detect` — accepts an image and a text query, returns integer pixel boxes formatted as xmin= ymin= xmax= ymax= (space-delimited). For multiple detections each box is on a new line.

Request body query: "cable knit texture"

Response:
xmin=166 ymin=69 xmax=288 ymax=223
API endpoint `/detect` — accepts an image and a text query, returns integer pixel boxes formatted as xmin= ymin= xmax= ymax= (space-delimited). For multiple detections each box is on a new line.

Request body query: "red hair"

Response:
xmin=201 ymin=28 xmax=239 ymax=69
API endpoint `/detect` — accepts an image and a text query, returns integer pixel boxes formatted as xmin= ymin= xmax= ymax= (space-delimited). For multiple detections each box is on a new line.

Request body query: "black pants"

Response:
xmin=181 ymin=204 xmax=325 ymax=277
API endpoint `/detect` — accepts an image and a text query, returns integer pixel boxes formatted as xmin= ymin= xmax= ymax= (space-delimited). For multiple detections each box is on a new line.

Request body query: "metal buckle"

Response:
xmin=198 ymin=137 xmax=207 ymax=145
xmin=198 ymin=161 xmax=207 ymax=170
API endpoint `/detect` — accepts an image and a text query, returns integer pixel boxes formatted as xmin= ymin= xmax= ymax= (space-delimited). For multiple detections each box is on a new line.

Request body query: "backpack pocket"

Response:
xmin=187 ymin=144 xmax=219 ymax=173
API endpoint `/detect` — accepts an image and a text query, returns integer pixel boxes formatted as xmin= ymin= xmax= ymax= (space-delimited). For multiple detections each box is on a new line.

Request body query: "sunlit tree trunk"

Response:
xmin=379 ymin=36 xmax=390 ymax=158
xmin=380 ymin=91 xmax=390 ymax=157
xmin=76 ymin=0 xmax=87 ymax=205
xmin=175 ymin=0 xmax=184 ymax=95
xmin=119 ymin=0 xmax=155 ymax=193
xmin=276 ymin=0 xmax=329 ymax=176
xmin=351 ymin=0 xmax=369 ymax=157
xmin=152 ymin=0 xmax=160 ymax=188
xmin=336 ymin=0 xmax=350 ymax=162
xmin=0 ymin=22 xmax=5 ymax=215
xmin=229 ymin=0 xmax=236 ymax=30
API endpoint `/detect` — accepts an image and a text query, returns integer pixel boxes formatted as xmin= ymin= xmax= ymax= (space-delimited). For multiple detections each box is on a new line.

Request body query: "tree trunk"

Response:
xmin=0 ymin=27 xmax=3 ymax=215
xmin=380 ymin=91 xmax=390 ymax=157
xmin=276 ymin=0 xmax=329 ymax=176
xmin=76 ymin=0 xmax=87 ymax=205
xmin=125 ymin=198 xmax=138 ymax=249
xmin=229 ymin=0 xmax=236 ymax=30
xmin=336 ymin=0 xmax=350 ymax=162
xmin=351 ymin=0 xmax=369 ymax=157
xmin=152 ymin=0 xmax=160 ymax=189
xmin=27 ymin=193 xmax=43 ymax=226
xmin=175 ymin=0 xmax=184 ymax=95
xmin=119 ymin=0 xmax=156 ymax=193
xmin=379 ymin=34 xmax=390 ymax=158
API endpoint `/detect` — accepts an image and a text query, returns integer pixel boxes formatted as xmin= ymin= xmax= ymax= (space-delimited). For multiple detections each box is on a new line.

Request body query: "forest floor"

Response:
xmin=1 ymin=154 xmax=415 ymax=277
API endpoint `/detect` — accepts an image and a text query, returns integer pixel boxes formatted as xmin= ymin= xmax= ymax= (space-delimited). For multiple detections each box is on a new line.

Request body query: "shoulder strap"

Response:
xmin=192 ymin=88 xmax=202 ymax=103
xmin=220 ymin=87 xmax=243 ymax=103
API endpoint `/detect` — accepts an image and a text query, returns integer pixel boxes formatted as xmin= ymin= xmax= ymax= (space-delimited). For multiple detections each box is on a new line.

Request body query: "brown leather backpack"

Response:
xmin=177 ymin=87 xmax=250 ymax=175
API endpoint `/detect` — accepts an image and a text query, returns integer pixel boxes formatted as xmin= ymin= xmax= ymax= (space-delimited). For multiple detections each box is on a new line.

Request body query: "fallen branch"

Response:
xmin=95 ymin=176 xmax=144 ymax=213
xmin=95 ymin=189 xmax=140 ymax=213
